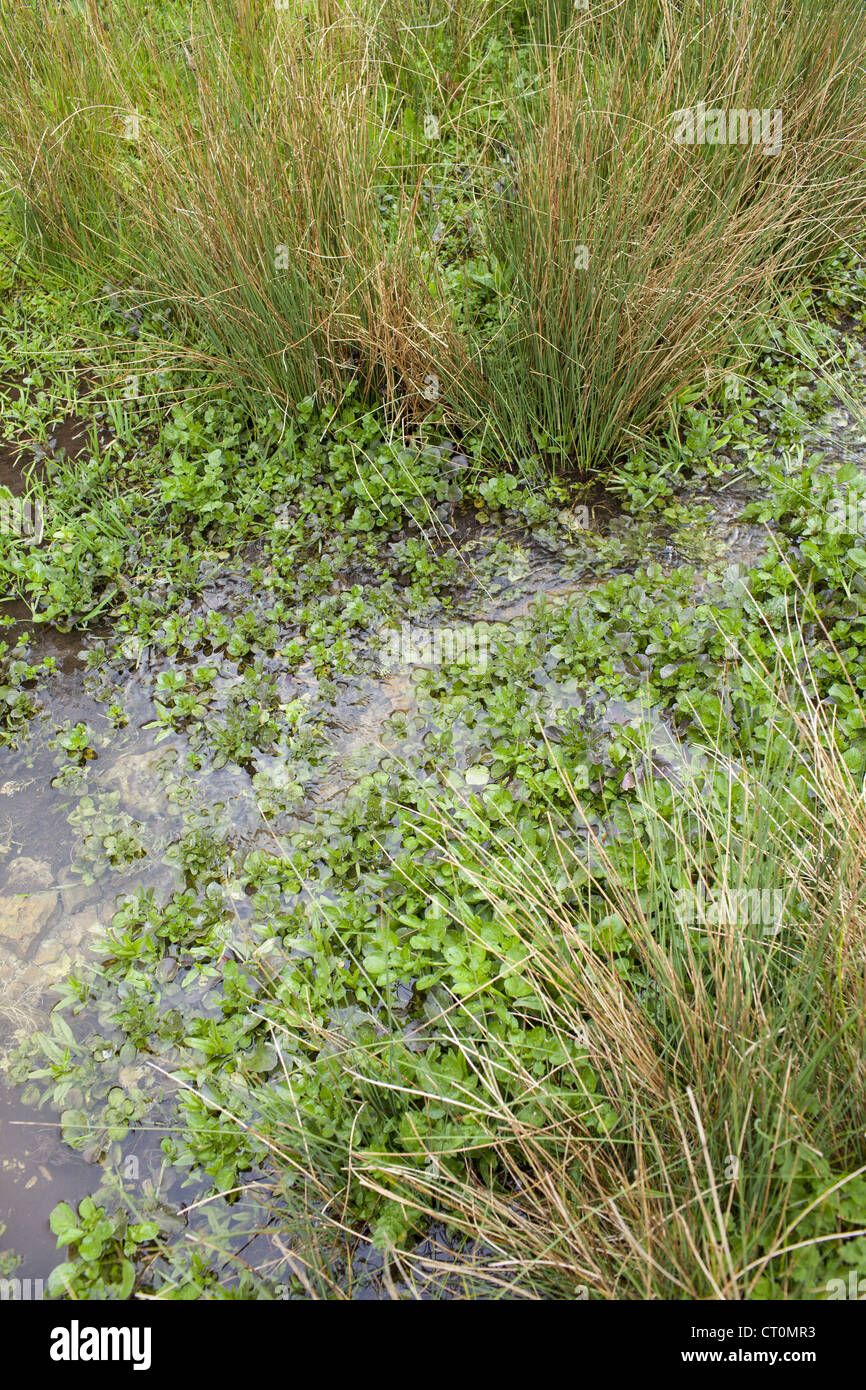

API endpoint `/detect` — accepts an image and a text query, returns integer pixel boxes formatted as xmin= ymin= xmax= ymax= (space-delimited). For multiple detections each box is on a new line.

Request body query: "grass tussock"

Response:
xmin=1 ymin=0 xmax=865 ymax=466
xmin=248 ymin=616 xmax=866 ymax=1299
xmin=480 ymin=1 xmax=866 ymax=465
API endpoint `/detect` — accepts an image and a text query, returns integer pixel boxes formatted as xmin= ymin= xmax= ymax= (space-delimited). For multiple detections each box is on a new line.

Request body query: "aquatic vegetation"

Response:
xmin=1 ymin=0 xmax=866 ymax=1306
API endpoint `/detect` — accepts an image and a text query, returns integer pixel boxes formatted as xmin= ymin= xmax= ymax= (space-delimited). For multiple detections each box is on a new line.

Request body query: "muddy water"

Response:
xmin=2 ymin=365 xmax=865 ymax=1291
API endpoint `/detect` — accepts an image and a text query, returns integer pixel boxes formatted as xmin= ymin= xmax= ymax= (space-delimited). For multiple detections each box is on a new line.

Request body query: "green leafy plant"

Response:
xmin=48 ymin=1196 xmax=160 ymax=1300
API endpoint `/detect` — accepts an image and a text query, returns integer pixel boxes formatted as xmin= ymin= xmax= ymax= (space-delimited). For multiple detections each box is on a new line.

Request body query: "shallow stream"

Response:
xmin=2 ymin=327 xmax=865 ymax=1294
